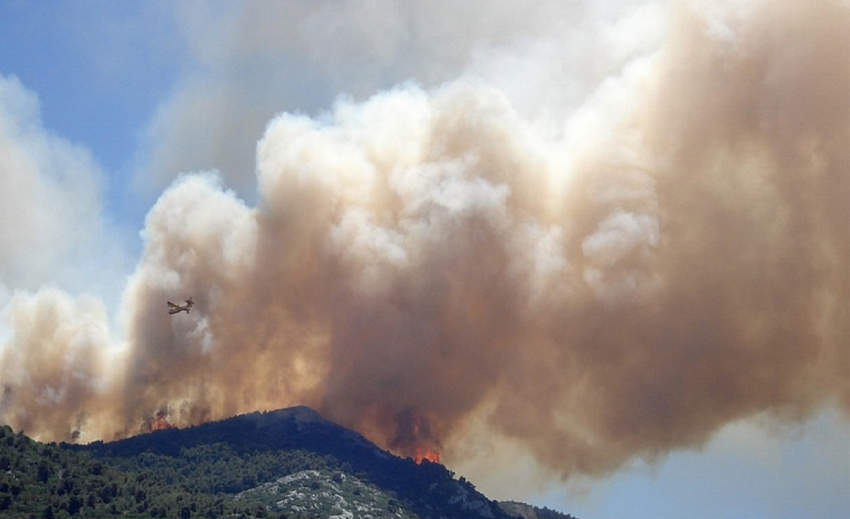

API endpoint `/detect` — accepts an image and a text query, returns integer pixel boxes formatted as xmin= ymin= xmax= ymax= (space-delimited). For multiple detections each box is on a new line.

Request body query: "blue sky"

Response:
xmin=0 ymin=2 xmax=180 ymax=219
xmin=0 ymin=2 xmax=847 ymax=519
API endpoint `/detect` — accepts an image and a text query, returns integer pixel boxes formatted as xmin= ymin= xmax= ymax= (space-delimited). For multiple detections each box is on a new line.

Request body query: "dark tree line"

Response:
xmin=0 ymin=424 xmax=319 ymax=518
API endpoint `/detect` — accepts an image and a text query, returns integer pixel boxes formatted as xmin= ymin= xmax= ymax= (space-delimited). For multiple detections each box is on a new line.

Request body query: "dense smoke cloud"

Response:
xmin=136 ymin=0 xmax=634 ymax=204
xmin=0 ymin=73 xmax=126 ymax=440
xmin=1 ymin=0 xmax=848 ymax=481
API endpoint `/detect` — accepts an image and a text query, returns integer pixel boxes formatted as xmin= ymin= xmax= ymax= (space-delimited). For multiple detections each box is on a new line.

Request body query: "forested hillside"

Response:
xmin=0 ymin=423 xmax=323 ymax=518
xmin=72 ymin=407 xmax=512 ymax=519
xmin=0 ymin=407 xmax=579 ymax=519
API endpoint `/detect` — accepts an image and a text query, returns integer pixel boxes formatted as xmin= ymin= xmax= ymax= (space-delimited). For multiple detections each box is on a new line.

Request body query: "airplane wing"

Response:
xmin=167 ymin=301 xmax=179 ymax=308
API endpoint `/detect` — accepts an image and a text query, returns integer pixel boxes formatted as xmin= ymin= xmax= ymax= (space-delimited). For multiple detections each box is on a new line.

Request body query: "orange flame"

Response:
xmin=414 ymin=447 xmax=441 ymax=464
xmin=150 ymin=409 xmax=173 ymax=431
xmin=410 ymin=413 xmax=441 ymax=464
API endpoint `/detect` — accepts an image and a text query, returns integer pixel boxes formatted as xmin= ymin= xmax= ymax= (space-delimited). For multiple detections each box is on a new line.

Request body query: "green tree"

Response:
xmin=37 ymin=461 xmax=50 ymax=483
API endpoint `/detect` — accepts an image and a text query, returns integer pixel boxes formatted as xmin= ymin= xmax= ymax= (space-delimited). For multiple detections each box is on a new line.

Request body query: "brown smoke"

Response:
xmin=1 ymin=0 xmax=847 ymax=480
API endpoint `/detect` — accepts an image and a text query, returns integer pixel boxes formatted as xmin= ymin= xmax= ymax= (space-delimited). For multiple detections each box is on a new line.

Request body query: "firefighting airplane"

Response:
xmin=167 ymin=297 xmax=194 ymax=315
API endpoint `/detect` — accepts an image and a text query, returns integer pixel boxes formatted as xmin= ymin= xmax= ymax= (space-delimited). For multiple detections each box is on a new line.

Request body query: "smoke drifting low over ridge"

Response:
xmin=1 ymin=0 xmax=848 ymax=480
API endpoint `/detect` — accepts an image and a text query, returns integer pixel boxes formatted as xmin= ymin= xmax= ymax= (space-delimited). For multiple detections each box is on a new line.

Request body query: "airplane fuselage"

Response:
xmin=167 ymin=298 xmax=194 ymax=315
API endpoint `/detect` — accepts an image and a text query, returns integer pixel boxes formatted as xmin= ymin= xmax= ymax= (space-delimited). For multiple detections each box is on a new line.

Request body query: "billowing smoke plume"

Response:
xmin=1 ymin=0 xmax=847 ymax=481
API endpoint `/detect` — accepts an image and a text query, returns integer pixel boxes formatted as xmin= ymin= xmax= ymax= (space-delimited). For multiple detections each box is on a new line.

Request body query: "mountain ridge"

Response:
xmin=74 ymin=405 xmax=512 ymax=518
xmin=1 ymin=405 xmax=579 ymax=518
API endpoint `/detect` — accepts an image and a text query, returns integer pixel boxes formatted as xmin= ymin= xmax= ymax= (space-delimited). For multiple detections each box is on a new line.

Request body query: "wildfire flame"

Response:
xmin=414 ymin=447 xmax=441 ymax=464
xmin=392 ymin=409 xmax=442 ymax=465
xmin=149 ymin=409 xmax=173 ymax=432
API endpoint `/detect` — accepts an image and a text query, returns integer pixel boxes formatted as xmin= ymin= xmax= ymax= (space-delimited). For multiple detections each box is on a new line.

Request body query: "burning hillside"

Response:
xmin=0 ymin=0 xmax=846 ymax=484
